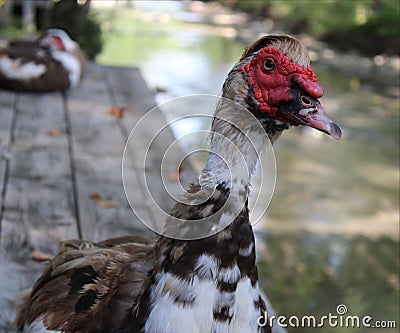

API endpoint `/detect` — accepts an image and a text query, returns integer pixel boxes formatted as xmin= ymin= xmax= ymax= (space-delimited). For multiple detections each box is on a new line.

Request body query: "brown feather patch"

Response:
xmin=15 ymin=236 xmax=154 ymax=332
xmin=241 ymin=34 xmax=310 ymax=67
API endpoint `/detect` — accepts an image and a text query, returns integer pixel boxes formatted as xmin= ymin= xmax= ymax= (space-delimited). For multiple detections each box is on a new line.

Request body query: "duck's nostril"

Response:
xmin=301 ymin=96 xmax=312 ymax=106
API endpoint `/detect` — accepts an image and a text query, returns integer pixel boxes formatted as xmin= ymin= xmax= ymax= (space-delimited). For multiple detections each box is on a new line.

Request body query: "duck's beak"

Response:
xmin=300 ymin=101 xmax=342 ymax=140
xmin=278 ymin=90 xmax=342 ymax=140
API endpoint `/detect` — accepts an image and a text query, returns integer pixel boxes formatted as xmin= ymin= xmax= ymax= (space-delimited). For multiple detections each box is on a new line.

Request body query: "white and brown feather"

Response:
xmin=115 ymin=186 xmax=271 ymax=333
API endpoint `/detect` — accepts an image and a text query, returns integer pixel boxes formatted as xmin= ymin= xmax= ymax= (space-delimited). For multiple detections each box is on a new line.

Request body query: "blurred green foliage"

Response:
xmin=72 ymin=11 xmax=103 ymax=60
xmin=258 ymin=233 xmax=399 ymax=333
xmin=0 ymin=17 xmax=23 ymax=39
xmin=220 ymin=0 xmax=399 ymax=55
xmin=49 ymin=0 xmax=103 ymax=59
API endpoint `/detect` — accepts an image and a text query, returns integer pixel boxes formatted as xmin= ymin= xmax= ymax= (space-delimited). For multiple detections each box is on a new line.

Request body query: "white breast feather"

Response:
xmin=0 ymin=56 xmax=46 ymax=80
xmin=218 ymin=264 xmax=241 ymax=284
xmin=211 ymin=278 xmax=261 ymax=333
xmin=233 ymin=279 xmax=262 ymax=332
xmin=194 ymin=254 xmax=219 ymax=279
xmin=145 ymin=272 xmax=218 ymax=333
xmin=146 ymin=266 xmax=262 ymax=333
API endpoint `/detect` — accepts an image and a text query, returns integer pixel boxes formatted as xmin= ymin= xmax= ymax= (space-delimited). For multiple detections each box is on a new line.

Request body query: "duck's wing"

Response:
xmin=15 ymin=235 xmax=156 ymax=333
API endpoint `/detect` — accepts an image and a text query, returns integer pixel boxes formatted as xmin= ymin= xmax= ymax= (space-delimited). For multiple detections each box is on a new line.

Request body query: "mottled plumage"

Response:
xmin=15 ymin=34 xmax=341 ymax=333
xmin=15 ymin=236 xmax=154 ymax=332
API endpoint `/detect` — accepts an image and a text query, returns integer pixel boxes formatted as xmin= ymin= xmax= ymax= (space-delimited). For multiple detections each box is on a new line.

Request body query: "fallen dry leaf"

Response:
xmin=31 ymin=250 xmax=54 ymax=261
xmin=108 ymin=106 xmax=126 ymax=118
xmin=97 ymin=200 xmax=120 ymax=208
xmin=89 ymin=193 xmax=102 ymax=200
xmin=46 ymin=129 xmax=61 ymax=137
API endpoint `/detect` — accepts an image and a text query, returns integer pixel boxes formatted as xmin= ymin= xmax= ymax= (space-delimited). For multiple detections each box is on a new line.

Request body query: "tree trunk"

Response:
xmin=22 ymin=0 xmax=35 ymax=33
xmin=0 ymin=0 xmax=12 ymax=28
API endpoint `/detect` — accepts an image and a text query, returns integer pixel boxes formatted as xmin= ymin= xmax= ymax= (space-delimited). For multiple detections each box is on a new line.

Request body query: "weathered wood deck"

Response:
xmin=0 ymin=63 xmax=196 ymax=331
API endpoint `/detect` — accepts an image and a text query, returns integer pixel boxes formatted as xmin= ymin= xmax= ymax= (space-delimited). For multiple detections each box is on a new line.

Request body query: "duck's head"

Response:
xmin=223 ymin=34 xmax=341 ymax=140
xmin=38 ymin=29 xmax=79 ymax=53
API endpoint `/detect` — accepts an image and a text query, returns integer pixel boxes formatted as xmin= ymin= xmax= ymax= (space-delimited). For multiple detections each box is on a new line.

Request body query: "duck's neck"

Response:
xmin=201 ymin=79 xmax=277 ymax=206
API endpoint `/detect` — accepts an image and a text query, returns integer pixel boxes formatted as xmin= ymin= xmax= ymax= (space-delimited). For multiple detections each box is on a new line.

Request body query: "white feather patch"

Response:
xmin=24 ymin=318 xmax=60 ymax=333
xmin=214 ymin=291 xmax=235 ymax=313
xmin=0 ymin=56 xmax=46 ymax=80
xmin=146 ymin=271 xmax=218 ymax=333
xmin=146 ymin=272 xmax=262 ymax=333
xmin=212 ymin=320 xmax=232 ymax=333
xmin=51 ymin=50 xmax=81 ymax=87
xmin=238 ymin=242 xmax=254 ymax=257
xmin=233 ymin=278 xmax=261 ymax=332
xmin=218 ymin=212 xmax=236 ymax=227
xmin=194 ymin=254 xmax=219 ymax=279
xmin=211 ymin=279 xmax=261 ymax=333
xmin=218 ymin=264 xmax=241 ymax=284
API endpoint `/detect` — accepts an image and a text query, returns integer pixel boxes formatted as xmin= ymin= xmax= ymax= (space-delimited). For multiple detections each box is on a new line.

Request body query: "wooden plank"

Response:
xmin=0 ymin=91 xmax=15 ymax=217
xmin=0 ymin=91 xmax=79 ymax=331
xmin=4 ymin=90 xmax=77 ymax=249
xmin=0 ymin=253 xmax=43 ymax=332
xmin=103 ymin=66 xmax=198 ymax=232
xmin=67 ymin=63 xmax=152 ymax=242
xmin=0 ymin=90 xmax=18 ymax=333
xmin=102 ymin=65 xmax=158 ymax=120
xmin=3 ymin=92 xmax=78 ymax=253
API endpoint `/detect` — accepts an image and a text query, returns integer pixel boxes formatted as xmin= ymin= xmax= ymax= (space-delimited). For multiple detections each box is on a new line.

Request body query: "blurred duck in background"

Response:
xmin=0 ymin=29 xmax=85 ymax=92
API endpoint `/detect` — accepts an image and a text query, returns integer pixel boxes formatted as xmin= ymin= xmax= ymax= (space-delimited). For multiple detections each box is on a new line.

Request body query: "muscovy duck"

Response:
xmin=15 ymin=34 xmax=341 ymax=333
xmin=0 ymin=29 xmax=85 ymax=92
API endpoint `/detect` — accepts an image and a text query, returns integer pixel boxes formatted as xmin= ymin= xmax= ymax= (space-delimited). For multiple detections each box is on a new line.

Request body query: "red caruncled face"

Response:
xmin=240 ymin=47 xmax=322 ymax=116
xmin=239 ymin=46 xmax=342 ymax=140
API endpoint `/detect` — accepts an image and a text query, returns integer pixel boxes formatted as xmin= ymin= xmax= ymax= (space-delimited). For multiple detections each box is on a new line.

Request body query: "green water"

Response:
xmin=96 ymin=3 xmax=399 ymax=332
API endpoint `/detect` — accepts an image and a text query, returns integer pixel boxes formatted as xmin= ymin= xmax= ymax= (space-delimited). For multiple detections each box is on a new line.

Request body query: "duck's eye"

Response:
xmin=262 ymin=58 xmax=275 ymax=72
